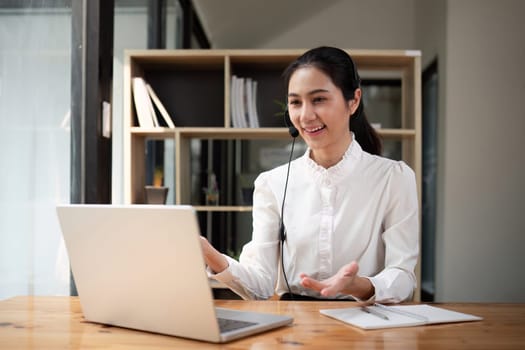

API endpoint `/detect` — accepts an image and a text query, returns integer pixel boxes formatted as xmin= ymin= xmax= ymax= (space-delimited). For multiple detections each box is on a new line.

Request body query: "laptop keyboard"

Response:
xmin=217 ymin=317 xmax=257 ymax=333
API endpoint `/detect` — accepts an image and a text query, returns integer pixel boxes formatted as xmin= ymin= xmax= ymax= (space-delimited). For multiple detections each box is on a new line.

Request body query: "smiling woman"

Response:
xmin=283 ymin=46 xmax=382 ymax=160
xmin=201 ymin=46 xmax=420 ymax=304
xmin=286 ymin=66 xmax=356 ymax=168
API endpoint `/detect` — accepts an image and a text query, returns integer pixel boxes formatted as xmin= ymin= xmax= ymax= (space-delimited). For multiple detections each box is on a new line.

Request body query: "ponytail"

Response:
xmin=350 ymin=100 xmax=382 ymax=156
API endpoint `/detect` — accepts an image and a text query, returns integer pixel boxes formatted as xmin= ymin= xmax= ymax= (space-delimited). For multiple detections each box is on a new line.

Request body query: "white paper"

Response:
xmin=320 ymin=304 xmax=482 ymax=330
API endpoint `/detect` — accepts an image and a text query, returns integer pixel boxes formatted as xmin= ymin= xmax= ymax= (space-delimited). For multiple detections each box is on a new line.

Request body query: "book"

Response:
xmin=246 ymin=78 xmax=259 ymax=128
xmin=250 ymin=80 xmax=260 ymax=127
xmin=145 ymin=83 xmax=175 ymax=128
xmin=148 ymin=93 xmax=160 ymax=127
xmin=230 ymin=75 xmax=261 ymax=128
xmin=230 ymin=75 xmax=242 ymax=128
xmin=237 ymin=77 xmax=248 ymax=128
xmin=320 ymin=304 xmax=482 ymax=330
xmin=132 ymin=77 xmax=155 ymax=128
xmin=245 ymin=77 xmax=254 ymax=127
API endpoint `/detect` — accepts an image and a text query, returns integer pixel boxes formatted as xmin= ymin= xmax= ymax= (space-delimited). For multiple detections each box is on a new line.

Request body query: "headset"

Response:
xmin=280 ymin=108 xmax=297 ymax=298
xmin=283 ymin=109 xmax=299 ymax=138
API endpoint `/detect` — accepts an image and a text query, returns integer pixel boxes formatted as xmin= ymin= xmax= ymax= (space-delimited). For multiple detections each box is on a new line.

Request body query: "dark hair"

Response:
xmin=283 ymin=46 xmax=382 ymax=155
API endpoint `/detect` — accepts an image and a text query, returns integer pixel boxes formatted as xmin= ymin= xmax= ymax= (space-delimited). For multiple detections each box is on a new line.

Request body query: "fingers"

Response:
xmin=199 ymin=236 xmax=229 ymax=273
xmin=300 ymin=262 xmax=361 ymax=297
xmin=299 ymin=274 xmax=325 ymax=292
xmin=300 ymin=274 xmax=341 ymax=297
xmin=319 ymin=277 xmax=348 ymax=297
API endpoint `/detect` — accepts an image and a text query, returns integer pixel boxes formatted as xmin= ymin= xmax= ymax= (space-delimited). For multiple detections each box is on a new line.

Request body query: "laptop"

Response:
xmin=56 ymin=204 xmax=293 ymax=343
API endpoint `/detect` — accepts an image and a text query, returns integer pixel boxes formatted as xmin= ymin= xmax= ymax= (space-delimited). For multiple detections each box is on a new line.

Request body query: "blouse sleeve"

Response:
xmin=368 ymin=161 xmax=419 ymax=303
xmin=208 ymin=171 xmax=281 ymax=300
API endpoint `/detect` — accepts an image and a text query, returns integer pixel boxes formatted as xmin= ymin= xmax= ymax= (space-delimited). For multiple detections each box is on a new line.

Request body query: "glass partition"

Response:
xmin=0 ymin=1 xmax=72 ymax=299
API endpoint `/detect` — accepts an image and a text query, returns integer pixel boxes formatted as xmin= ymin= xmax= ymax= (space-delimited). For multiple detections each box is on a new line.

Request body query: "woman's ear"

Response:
xmin=349 ymin=88 xmax=362 ymax=115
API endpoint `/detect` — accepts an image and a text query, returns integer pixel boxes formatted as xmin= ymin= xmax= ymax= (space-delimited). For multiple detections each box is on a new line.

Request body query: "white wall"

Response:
xmin=260 ymin=0 xmax=415 ymax=50
xmin=436 ymin=0 xmax=525 ymax=302
xmin=414 ymin=0 xmax=446 ymax=68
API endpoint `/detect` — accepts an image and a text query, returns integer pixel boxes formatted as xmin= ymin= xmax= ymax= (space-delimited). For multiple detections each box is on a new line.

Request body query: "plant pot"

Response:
xmin=144 ymin=186 xmax=168 ymax=204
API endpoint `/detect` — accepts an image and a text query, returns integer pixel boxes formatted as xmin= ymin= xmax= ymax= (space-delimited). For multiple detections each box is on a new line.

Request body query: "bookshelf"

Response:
xmin=122 ymin=49 xmax=422 ymax=298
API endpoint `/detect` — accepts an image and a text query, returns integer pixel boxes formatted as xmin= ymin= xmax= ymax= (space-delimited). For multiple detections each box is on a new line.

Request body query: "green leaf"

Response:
xmin=273 ymin=99 xmax=287 ymax=117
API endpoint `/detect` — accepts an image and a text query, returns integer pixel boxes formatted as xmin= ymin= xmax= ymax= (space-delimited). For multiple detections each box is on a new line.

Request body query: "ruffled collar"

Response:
xmin=301 ymin=133 xmax=363 ymax=185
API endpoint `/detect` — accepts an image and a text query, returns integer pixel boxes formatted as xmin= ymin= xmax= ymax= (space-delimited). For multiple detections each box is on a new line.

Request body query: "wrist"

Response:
xmin=347 ymin=276 xmax=375 ymax=301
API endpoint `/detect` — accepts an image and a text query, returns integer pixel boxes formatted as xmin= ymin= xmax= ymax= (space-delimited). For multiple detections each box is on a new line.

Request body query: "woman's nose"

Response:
xmin=300 ymin=103 xmax=315 ymax=121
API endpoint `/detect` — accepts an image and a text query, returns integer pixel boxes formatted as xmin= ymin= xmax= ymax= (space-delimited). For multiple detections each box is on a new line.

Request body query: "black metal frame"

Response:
xmin=70 ymin=0 xmax=114 ymax=205
xmin=179 ymin=0 xmax=210 ymax=49
xmin=70 ymin=0 xmax=114 ymax=295
xmin=145 ymin=0 xmax=167 ymax=187
xmin=148 ymin=0 xmax=166 ymax=49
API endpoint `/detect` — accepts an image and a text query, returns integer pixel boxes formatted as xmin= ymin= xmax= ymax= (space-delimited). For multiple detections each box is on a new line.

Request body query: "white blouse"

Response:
xmin=211 ymin=138 xmax=419 ymax=303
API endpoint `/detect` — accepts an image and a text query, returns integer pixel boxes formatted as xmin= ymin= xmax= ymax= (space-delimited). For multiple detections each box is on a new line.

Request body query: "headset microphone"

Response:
xmin=284 ymin=110 xmax=299 ymax=138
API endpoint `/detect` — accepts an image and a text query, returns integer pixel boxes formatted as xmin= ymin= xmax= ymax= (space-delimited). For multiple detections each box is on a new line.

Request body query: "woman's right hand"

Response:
xmin=300 ymin=261 xmax=374 ymax=301
xmin=199 ymin=236 xmax=229 ymax=273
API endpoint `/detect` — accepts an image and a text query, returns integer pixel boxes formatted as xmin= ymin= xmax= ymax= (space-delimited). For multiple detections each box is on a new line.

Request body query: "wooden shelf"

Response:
xmin=130 ymin=126 xmax=415 ymax=140
xmin=124 ymin=49 xmax=421 ymax=203
xmin=193 ymin=205 xmax=253 ymax=212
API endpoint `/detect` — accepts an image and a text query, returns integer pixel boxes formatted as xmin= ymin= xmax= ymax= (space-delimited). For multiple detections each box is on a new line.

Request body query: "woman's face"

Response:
xmin=287 ymin=66 xmax=360 ymax=160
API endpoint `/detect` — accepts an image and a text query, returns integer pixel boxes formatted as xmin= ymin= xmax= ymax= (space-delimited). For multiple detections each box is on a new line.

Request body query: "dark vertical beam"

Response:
xmin=70 ymin=0 xmax=114 ymax=295
xmin=191 ymin=5 xmax=210 ymax=48
xmin=148 ymin=0 xmax=166 ymax=49
xmin=421 ymin=59 xmax=438 ymax=302
xmin=179 ymin=0 xmax=192 ymax=48
xmin=179 ymin=0 xmax=211 ymax=49
xmin=146 ymin=0 xmax=166 ymax=187
xmin=95 ymin=0 xmax=114 ymax=203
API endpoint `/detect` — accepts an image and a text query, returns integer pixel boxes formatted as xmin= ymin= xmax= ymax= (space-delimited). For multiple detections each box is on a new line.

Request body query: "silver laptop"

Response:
xmin=56 ymin=204 xmax=293 ymax=343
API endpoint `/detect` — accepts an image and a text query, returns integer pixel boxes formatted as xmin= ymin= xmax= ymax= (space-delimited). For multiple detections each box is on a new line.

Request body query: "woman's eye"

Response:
xmin=288 ymin=100 xmax=300 ymax=106
xmin=313 ymin=96 xmax=326 ymax=103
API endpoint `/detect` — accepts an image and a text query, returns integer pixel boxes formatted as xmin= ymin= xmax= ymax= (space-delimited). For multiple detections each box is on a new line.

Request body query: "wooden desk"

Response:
xmin=0 ymin=296 xmax=524 ymax=349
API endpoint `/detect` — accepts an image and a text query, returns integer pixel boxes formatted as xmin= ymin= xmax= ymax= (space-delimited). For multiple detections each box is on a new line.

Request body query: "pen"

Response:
xmin=373 ymin=303 xmax=429 ymax=322
xmin=361 ymin=306 xmax=389 ymax=321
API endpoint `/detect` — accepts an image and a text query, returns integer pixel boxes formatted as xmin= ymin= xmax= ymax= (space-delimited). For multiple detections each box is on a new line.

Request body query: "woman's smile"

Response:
xmin=303 ymin=124 xmax=326 ymax=135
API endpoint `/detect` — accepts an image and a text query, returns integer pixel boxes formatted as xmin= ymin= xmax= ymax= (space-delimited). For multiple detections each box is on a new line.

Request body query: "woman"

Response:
xmin=201 ymin=46 xmax=419 ymax=303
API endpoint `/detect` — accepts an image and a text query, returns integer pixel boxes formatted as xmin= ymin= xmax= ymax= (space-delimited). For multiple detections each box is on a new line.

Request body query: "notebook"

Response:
xmin=320 ymin=304 xmax=482 ymax=330
xmin=56 ymin=204 xmax=293 ymax=343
